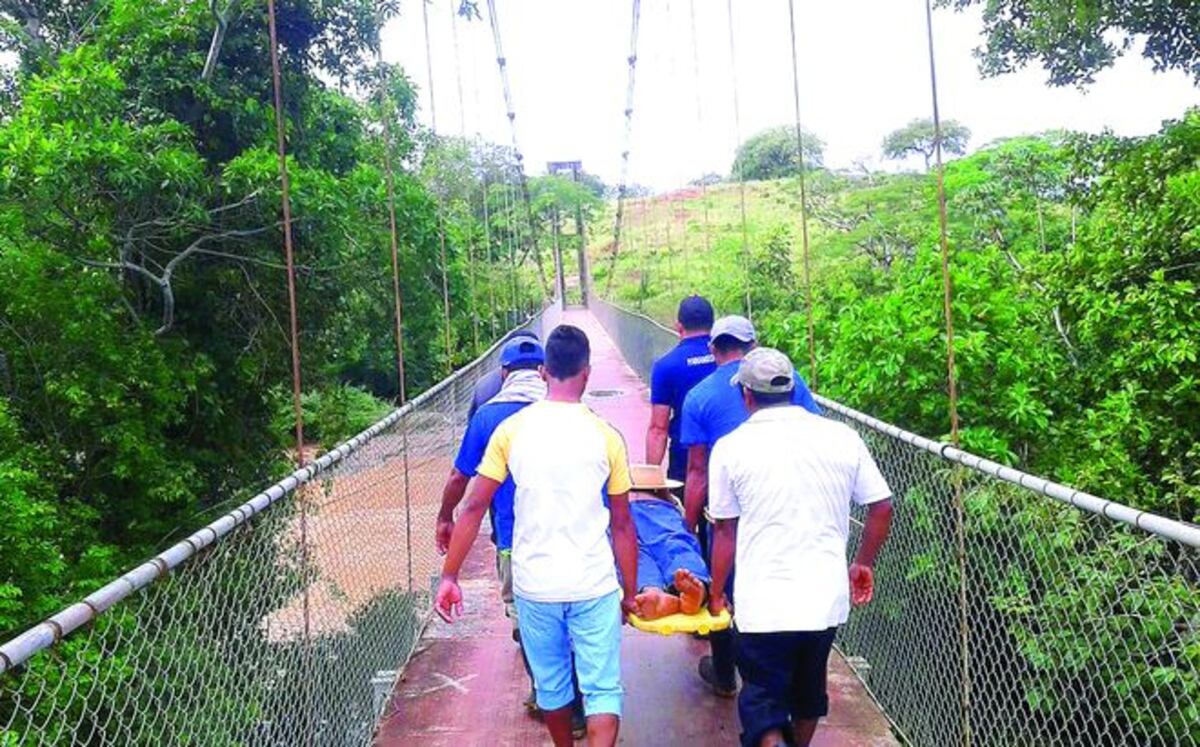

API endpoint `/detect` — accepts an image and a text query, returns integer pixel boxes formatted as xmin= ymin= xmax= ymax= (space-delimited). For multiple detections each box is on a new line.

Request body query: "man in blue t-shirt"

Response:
xmin=467 ymin=328 xmax=540 ymax=419
xmin=678 ymin=314 xmax=820 ymax=698
xmin=647 ymin=296 xmax=717 ymax=484
xmin=436 ymin=336 xmax=557 ymax=714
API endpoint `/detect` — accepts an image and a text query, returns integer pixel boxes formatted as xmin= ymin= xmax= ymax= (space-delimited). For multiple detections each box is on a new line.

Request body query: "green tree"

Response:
xmin=882 ymin=118 xmax=972 ymax=170
xmin=732 ymin=125 xmax=825 ymax=181
xmin=938 ymin=0 xmax=1200 ymax=86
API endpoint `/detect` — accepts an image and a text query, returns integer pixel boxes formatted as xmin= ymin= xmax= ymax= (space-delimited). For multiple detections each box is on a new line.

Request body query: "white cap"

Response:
xmin=710 ymin=315 xmax=756 ymax=344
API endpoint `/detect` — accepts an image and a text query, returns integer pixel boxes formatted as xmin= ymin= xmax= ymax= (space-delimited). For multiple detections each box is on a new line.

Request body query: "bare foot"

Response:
xmin=674 ymin=569 xmax=708 ymax=615
xmin=635 ymin=587 xmax=681 ymax=620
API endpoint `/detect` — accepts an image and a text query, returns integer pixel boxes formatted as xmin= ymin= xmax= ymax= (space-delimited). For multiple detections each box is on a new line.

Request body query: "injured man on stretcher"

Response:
xmin=628 ymin=464 xmax=710 ymax=620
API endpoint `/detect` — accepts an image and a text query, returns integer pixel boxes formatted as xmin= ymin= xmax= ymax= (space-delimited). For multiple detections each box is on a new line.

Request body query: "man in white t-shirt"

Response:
xmin=435 ymin=324 xmax=639 ymax=747
xmin=707 ymin=347 xmax=894 ymax=747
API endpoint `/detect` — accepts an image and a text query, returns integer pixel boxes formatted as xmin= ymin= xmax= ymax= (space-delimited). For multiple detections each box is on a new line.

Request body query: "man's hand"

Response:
xmin=435 ymin=576 xmax=464 ymax=622
xmin=435 ymin=516 xmax=455 ymax=555
xmin=708 ymin=592 xmax=729 ymax=617
xmin=620 ymin=592 xmax=639 ymax=623
xmin=849 ymin=563 xmax=874 ymax=606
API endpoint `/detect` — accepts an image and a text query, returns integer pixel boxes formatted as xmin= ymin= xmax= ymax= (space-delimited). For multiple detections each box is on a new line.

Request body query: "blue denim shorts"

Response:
xmin=514 ymin=590 xmax=623 ymax=716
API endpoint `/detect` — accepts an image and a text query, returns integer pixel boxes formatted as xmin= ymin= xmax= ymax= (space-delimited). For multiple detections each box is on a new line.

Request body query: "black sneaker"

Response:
xmin=698 ymin=655 xmax=737 ymax=698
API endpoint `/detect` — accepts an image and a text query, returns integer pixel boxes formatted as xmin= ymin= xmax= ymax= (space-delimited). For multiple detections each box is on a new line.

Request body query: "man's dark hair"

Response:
xmin=545 ymin=325 xmax=590 ymax=379
xmin=677 ymin=295 xmax=714 ymax=332
xmin=504 ymin=360 xmax=541 ymax=373
xmin=745 ymin=388 xmax=792 ymax=408
xmin=712 ymin=336 xmax=753 ymax=356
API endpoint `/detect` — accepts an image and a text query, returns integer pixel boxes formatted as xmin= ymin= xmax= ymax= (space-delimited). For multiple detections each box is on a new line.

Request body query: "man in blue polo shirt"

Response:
xmin=467 ymin=328 xmax=540 ymax=419
xmin=679 ymin=314 xmax=820 ymax=698
xmin=646 ymin=296 xmax=717 ymax=485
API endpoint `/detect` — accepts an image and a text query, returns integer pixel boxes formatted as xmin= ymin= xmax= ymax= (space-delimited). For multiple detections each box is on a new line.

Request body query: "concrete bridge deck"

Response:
xmin=376 ymin=309 xmax=898 ymax=746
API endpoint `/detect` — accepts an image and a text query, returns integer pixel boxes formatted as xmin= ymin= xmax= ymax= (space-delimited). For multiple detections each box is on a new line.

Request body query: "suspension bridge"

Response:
xmin=1 ymin=0 xmax=1198 ymax=745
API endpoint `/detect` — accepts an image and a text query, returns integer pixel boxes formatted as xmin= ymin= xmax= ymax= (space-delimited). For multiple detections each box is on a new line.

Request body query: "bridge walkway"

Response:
xmin=375 ymin=308 xmax=897 ymax=746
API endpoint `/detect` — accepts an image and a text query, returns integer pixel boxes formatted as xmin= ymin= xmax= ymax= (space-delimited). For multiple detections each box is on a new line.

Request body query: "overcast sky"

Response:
xmin=385 ymin=0 xmax=1197 ymax=189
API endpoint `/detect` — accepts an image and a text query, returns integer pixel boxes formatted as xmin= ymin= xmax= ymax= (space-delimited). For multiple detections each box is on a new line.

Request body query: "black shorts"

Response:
xmin=735 ymin=627 xmax=837 ymax=747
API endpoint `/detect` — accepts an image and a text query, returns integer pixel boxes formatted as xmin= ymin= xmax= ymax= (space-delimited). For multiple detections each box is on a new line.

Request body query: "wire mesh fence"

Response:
xmin=590 ymin=296 xmax=1200 ymax=747
xmin=0 ymin=305 xmax=561 ymax=747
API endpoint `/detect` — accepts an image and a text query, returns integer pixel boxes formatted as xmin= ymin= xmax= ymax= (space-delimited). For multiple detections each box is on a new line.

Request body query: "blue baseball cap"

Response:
xmin=500 ymin=338 xmax=545 ymax=368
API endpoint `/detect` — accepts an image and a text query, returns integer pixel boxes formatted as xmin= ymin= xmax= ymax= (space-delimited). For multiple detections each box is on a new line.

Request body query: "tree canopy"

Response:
xmin=0 ymin=0 xmax=551 ymax=647
xmin=731 ymin=125 xmax=825 ymax=181
xmin=882 ymin=118 xmax=972 ymax=170
xmin=938 ymin=0 xmax=1200 ymax=86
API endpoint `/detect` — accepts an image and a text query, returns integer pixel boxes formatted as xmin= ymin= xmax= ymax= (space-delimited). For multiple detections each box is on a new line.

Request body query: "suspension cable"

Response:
xmin=604 ymin=0 xmax=643 ymax=297
xmin=924 ymin=2 xmax=970 ymax=745
xmin=725 ymin=0 xmax=752 ymax=318
xmin=786 ymin=0 xmax=817 ymax=391
xmin=484 ymin=0 xmax=550 ymax=298
xmin=264 ymin=0 xmax=312 ymax=730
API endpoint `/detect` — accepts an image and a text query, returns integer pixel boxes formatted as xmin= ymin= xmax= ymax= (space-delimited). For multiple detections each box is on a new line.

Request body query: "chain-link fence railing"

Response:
xmin=590 ymin=297 xmax=1200 ymax=747
xmin=0 ymin=306 xmax=561 ymax=746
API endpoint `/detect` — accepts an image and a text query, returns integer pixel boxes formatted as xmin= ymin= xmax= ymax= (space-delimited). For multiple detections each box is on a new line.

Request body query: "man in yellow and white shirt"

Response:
xmin=436 ymin=324 xmax=638 ymax=747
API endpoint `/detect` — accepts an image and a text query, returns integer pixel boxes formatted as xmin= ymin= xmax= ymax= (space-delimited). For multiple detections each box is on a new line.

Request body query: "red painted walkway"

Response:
xmin=376 ymin=309 xmax=898 ymax=746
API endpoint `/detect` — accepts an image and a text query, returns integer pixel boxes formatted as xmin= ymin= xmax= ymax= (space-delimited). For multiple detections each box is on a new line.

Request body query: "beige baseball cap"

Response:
xmin=731 ymin=347 xmax=795 ymax=394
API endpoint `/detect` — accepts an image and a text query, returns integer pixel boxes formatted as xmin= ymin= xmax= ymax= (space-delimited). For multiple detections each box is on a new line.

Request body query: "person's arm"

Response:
xmin=683 ymin=444 xmax=708 ymax=532
xmin=437 ymin=411 xmax=489 ymax=554
xmin=436 ymin=418 xmax=514 ymax=622
xmin=603 ymin=423 xmax=639 ymax=620
xmin=849 ymin=499 xmax=893 ymax=606
xmin=435 ymin=476 xmax=501 ymax=621
xmin=708 ymin=518 xmax=737 ymax=615
xmin=609 ymin=492 xmax=639 ymax=620
xmin=646 ymin=359 xmax=672 ymax=465
xmin=848 ymin=434 xmax=894 ymax=606
xmin=435 ymin=468 xmax=471 ymax=555
xmin=706 ymin=441 xmax=740 ymax=615
xmin=645 ymin=404 xmax=671 ymax=465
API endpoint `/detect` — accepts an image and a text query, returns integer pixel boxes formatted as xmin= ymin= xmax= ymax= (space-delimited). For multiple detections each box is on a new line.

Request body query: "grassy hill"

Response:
xmin=587 ymin=179 xmax=837 ymax=324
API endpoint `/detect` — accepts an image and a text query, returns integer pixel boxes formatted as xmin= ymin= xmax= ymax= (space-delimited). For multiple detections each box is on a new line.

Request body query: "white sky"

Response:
xmin=388 ymin=0 xmax=1200 ymax=189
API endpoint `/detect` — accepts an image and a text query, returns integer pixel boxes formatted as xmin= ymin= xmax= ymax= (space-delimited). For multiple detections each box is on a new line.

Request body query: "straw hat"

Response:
xmin=630 ymin=463 xmax=684 ymax=491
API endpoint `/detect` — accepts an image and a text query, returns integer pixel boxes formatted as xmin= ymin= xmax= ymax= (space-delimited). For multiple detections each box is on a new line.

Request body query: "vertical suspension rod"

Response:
xmin=725 ymin=0 xmax=752 ymax=319
xmin=787 ymin=0 xmax=818 ymax=390
xmin=376 ymin=53 xmax=415 ymax=592
xmin=449 ymin=0 xmax=480 ymax=353
xmin=420 ymin=0 xmax=455 ymax=373
xmin=264 ymin=0 xmax=312 ymax=737
xmin=687 ymin=0 xmax=712 ymax=268
xmin=924 ymin=3 xmax=970 ymax=746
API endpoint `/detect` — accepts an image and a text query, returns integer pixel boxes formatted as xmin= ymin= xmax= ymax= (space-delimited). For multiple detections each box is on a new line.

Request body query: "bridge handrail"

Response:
xmin=0 ymin=306 xmax=558 ymax=675
xmin=589 ymin=295 xmax=1200 ymax=549
xmin=815 ymin=396 xmax=1200 ymax=548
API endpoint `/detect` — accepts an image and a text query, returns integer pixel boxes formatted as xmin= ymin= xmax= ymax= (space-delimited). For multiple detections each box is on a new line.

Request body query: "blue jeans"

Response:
xmin=515 ymin=590 xmax=623 ymax=716
xmin=632 ymin=500 xmax=710 ymax=591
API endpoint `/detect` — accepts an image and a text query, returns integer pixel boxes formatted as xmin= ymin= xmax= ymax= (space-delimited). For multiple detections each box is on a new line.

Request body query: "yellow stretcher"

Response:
xmin=628 ymin=608 xmax=732 ymax=636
